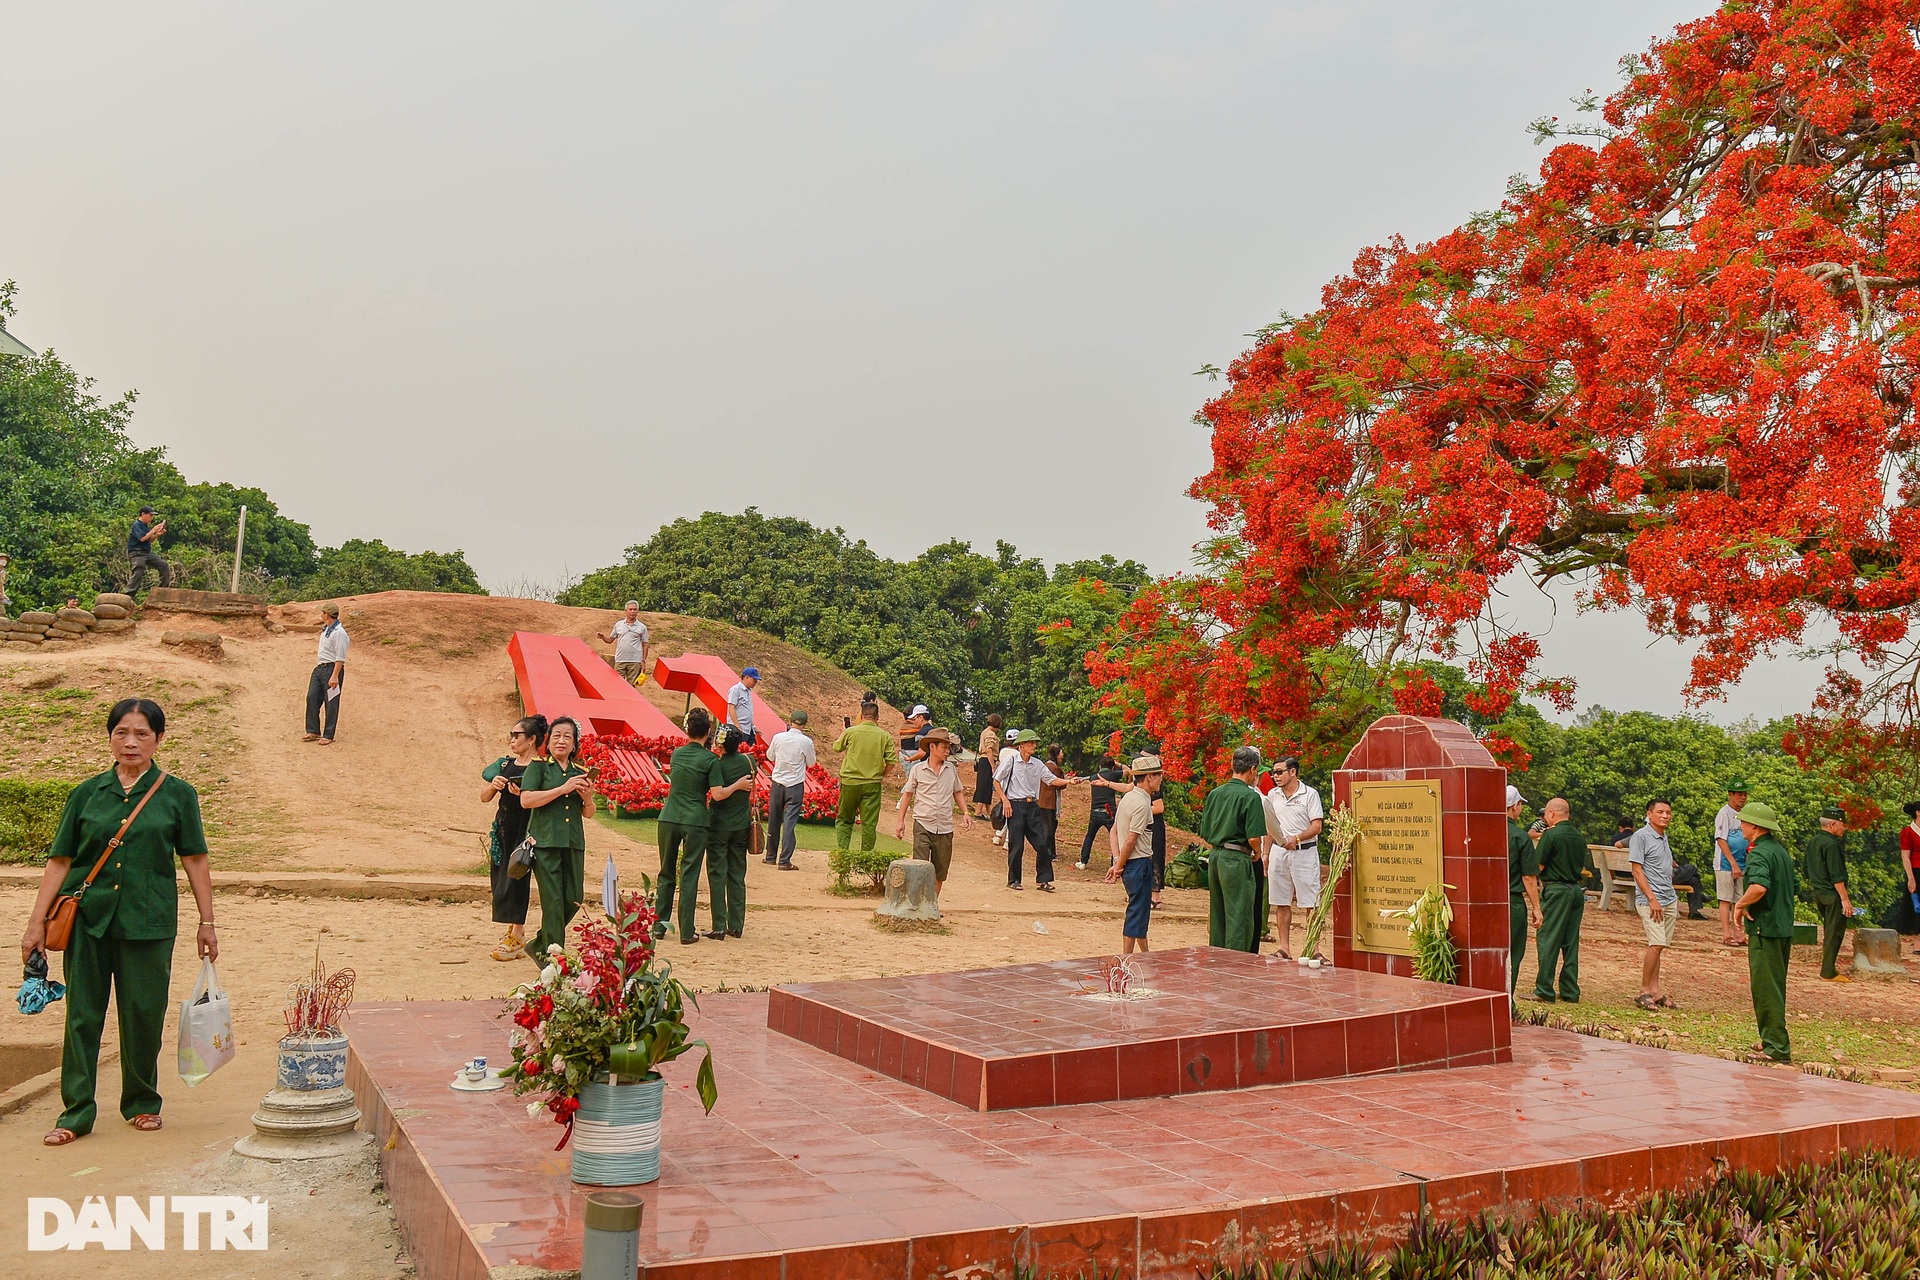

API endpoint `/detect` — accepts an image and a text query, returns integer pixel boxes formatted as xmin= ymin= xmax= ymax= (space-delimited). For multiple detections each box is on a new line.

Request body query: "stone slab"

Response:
xmin=770 ymin=946 xmax=1511 ymax=1109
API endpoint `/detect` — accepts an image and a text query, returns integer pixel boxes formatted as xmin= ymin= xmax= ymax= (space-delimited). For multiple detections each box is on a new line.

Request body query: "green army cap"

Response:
xmin=1739 ymin=800 xmax=1782 ymax=832
xmin=1726 ymin=779 xmax=1748 ymax=793
xmin=1819 ymin=806 xmax=1846 ymax=823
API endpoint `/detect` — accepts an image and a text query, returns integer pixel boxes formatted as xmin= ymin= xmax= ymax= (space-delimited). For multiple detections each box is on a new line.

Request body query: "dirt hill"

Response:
xmin=0 ymin=591 xmax=908 ymax=873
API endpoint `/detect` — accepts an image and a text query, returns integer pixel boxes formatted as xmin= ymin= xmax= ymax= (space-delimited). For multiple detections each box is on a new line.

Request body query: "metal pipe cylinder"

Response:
xmin=581 ymin=1191 xmax=642 ymax=1280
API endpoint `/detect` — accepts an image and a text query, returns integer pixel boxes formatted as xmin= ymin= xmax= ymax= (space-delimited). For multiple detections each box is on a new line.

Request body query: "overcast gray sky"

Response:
xmin=8 ymin=1 xmax=1830 ymax=722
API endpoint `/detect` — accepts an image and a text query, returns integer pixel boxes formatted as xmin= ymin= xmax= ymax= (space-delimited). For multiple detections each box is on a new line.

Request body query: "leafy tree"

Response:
xmin=1095 ymin=3 xmax=1920 ymax=806
xmin=296 ymin=539 xmax=485 ymax=600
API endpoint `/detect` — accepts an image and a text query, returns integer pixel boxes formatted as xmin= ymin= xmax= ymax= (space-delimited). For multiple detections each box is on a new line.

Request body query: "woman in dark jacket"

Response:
xmin=517 ymin=715 xmax=595 ymax=961
xmin=21 ymin=698 xmax=218 ymax=1146
xmin=481 ymin=714 xmax=547 ymax=961
xmin=704 ymin=725 xmax=757 ymax=939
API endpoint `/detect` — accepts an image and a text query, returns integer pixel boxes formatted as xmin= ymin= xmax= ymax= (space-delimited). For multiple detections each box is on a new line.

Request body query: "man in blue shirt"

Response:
xmin=1628 ymin=799 xmax=1679 ymax=1011
xmin=725 ymin=668 xmax=759 ymax=746
xmin=126 ymin=506 xmax=172 ymax=593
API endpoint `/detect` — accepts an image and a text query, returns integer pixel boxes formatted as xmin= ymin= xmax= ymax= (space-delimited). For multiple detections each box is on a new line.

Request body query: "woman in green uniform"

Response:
xmin=517 ymin=715 xmax=595 ymax=961
xmin=480 ymin=713 xmax=546 ymax=962
xmin=703 ymin=726 xmax=757 ymax=940
xmin=20 ymin=698 xmax=218 ymax=1146
xmin=656 ymin=708 xmax=718 ymax=944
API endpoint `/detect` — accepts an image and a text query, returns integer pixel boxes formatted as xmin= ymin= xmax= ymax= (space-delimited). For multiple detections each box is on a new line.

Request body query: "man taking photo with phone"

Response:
xmin=127 ymin=505 xmax=172 ymax=593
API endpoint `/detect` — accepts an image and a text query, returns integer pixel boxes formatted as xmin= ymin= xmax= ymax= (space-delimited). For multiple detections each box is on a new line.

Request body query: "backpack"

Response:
xmin=1168 ymin=844 xmax=1209 ymax=890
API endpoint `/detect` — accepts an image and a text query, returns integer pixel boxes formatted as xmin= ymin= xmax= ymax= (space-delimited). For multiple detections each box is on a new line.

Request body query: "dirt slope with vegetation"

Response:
xmin=0 ymin=591 xmax=905 ymax=873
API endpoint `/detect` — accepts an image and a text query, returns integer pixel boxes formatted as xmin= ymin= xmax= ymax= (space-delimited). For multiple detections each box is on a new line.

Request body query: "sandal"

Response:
xmin=130 ymin=1115 xmax=162 ymax=1132
xmin=1633 ymin=994 xmax=1657 ymax=1011
xmin=43 ymin=1128 xmax=79 ymax=1147
xmin=1656 ymin=995 xmax=1679 ymax=1009
xmin=1036 ymin=883 xmax=1055 ymax=893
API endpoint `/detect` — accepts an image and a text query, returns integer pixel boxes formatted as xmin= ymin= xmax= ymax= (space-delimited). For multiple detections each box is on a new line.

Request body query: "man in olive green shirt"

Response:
xmin=1528 ymin=797 xmax=1590 ymax=1003
xmin=1200 ymin=747 xmax=1269 ymax=953
xmin=1733 ymin=801 xmax=1797 ymax=1062
xmin=1506 ymin=785 xmax=1542 ymax=997
xmin=831 ymin=701 xmax=898 ymax=858
xmin=1804 ymin=806 xmax=1853 ymax=982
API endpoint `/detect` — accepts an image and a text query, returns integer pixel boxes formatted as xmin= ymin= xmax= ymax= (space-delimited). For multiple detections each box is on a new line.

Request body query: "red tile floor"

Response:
xmin=348 ymin=993 xmax=1920 ymax=1280
xmin=769 ymin=949 xmax=1511 ymax=1109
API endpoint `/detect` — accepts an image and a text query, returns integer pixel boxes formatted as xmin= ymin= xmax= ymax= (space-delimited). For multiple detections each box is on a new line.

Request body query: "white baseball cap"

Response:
xmin=910 ymin=704 xmax=930 ymax=719
xmin=1504 ymin=784 xmax=1527 ymax=808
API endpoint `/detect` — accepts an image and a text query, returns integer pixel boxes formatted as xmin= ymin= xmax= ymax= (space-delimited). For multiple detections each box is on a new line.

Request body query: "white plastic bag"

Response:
xmin=178 ymin=958 xmax=236 ymax=1087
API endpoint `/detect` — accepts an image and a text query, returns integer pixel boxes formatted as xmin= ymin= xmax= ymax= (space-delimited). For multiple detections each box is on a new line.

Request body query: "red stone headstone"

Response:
xmin=1331 ymin=716 xmax=1509 ymax=993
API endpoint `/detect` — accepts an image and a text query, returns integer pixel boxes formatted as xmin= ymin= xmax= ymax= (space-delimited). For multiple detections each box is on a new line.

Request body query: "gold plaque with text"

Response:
xmin=1349 ymin=780 xmax=1444 ymax=955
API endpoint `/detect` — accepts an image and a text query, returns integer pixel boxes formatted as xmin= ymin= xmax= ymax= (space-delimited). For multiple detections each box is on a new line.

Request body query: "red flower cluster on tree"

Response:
xmin=1093 ymin=1 xmax=1920 ymax=799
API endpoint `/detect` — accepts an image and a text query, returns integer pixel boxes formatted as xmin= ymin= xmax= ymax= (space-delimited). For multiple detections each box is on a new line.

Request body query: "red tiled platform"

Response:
xmin=349 ymin=997 xmax=1920 ymax=1280
xmin=767 ymin=948 xmax=1511 ymax=1109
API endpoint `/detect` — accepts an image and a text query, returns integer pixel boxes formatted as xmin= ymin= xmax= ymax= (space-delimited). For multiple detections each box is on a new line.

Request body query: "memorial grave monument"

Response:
xmin=346 ymin=714 xmax=1920 ymax=1279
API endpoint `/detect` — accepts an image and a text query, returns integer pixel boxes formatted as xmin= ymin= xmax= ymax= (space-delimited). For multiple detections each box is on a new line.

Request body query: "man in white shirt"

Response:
xmin=1263 ymin=756 xmax=1325 ymax=958
xmin=304 ymin=602 xmax=349 ymax=744
xmin=596 ymin=602 xmax=650 ymax=687
xmin=894 ymin=729 xmax=971 ymax=892
xmin=763 ymin=711 xmax=816 ymax=870
xmin=1106 ymin=754 xmax=1163 ymax=954
xmin=726 ymin=667 xmax=760 ymax=745
xmin=993 ymin=729 xmax=1075 ymax=891
xmin=990 ymin=729 xmax=1021 ymax=847
xmin=1713 ymin=780 xmax=1749 ymax=946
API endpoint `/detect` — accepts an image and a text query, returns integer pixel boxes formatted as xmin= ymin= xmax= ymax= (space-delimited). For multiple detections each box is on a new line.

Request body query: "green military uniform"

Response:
xmin=1508 ymin=818 xmax=1540 ymax=995
xmin=521 ymin=757 xmax=588 ymax=959
xmin=1199 ymin=778 xmax=1268 ymax=952
xmin=1532 ymin=821 xmax=1590 ymax=1003
xmin=1743 ymin=824 xmax=1797 ymax=1062
xmin=657 ymin=743 xmax=718 ymax=942
xmin=831 ymin=722 xmax=898 ymax=855
xmin=1804 ymin=827 xmax=1849 ymax=980
xmin=48 ymin=765 xmax=208 ymax=1135
xmin=706 ymin=752 xmax=755 ymax=937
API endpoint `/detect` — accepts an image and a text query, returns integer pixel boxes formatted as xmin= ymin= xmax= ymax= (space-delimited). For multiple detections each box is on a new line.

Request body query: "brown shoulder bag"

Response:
xmin=42 ymin=768 xmax=167 ymax=952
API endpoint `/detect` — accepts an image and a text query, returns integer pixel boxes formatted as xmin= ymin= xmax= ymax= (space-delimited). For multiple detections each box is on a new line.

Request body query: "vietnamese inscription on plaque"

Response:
xmin=1349 ymin=780 xmax=1443 ymax=955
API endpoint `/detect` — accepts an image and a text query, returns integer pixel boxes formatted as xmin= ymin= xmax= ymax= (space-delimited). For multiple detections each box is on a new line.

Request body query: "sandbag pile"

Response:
xmin=0 ymin=593 xmax=138 ymax=653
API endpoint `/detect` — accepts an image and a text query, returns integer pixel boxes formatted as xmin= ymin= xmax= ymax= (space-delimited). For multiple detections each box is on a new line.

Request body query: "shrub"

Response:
xmin=1193 ymin=1150 xmax=1920 ymax=1280
xmin=0 ymin=780 xmax=77 ymax=863
xmin=828 ymin=847 xmax=893 ymax=893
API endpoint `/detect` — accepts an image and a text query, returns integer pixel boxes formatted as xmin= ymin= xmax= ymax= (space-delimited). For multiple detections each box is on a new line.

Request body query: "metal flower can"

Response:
xmin=570 ymin=1073 xmax=665 ymax=1186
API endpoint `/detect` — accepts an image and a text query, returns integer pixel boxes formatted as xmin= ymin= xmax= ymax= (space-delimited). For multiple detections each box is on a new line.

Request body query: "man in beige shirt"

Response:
xmin=895 ymin=729 xmax=971 ymax=892
xmin=1106 ymin=754 xmax=1164 ymax=954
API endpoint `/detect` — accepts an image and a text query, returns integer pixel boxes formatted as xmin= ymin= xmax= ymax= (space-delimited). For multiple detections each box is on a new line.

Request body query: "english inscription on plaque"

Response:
xmin=1349 ymin=780 xmax=1443 ymax=955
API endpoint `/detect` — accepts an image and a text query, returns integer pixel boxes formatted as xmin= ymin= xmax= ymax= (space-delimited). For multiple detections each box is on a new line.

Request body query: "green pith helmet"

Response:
xmin=1727 ymin=779 xmax=1748 ymax=793
xmin=1739 ymin=800 xmax=1782 ymax=832
xmin=1015 ymin=729 xmax=1041 ymax=745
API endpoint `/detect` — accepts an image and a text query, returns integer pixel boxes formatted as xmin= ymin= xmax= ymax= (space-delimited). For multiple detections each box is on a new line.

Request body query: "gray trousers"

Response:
xmin=765 ymin=781 xmax=803 ymax=865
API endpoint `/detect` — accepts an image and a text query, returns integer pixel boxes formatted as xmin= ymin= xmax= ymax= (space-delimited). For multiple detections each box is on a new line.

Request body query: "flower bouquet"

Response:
xmin=507 ymin=889 xmax=717 ymax=1153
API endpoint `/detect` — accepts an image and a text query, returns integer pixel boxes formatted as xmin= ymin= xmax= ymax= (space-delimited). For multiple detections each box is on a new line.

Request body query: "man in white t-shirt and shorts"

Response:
xmin=1713 ymin=780 xmax=1749 ymax=947
xmin=596 ymin=602 xmax=650 ymax=687
xmin=1263 ymin=756 xmax=1325 ymax=959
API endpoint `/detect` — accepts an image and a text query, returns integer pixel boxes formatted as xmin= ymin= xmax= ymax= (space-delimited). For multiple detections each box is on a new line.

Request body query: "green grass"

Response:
xmin=592 ymin=809 xmax=910 ymax=857
xmin=1527 ymin=998 xmax=1920 ymax=1083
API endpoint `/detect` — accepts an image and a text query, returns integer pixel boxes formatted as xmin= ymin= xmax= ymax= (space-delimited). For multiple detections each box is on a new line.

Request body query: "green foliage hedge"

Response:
xmin=1192 ymin=1150 xmax=1918 ymax=1280
xmin=828 ymin=847 xmax=895 ymax=893
xmin=0 ymin=780 xmax=75 ymax=863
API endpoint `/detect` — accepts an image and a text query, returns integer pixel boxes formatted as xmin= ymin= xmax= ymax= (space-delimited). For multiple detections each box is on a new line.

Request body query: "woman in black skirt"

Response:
xmin=481 ymin=714 xmax=546 ymax=961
